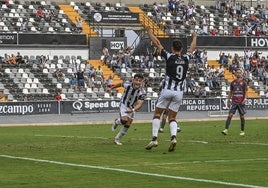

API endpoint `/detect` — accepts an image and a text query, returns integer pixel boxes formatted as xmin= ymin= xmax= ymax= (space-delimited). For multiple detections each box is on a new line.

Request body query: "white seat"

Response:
xmin=116 ymin=92 xmax=122 ymax=99
xmin=147 ymin=87 xmax=153 ymax=93
xmin=26 ymin=78 xmax=32 ymax=83
xmin=70 ymin=1 xmax=75 ymax=6
xmin=104 ymin=92 xmax=111 ymax=98
xmin=259 ymin=90 xmax=265 ymax=97
xmin=86 ymin=88 xmax=93 ymax=93
xmin=5 ymin=68 xmax=11 ymax=74
xmin=60 ymin=93 xmax=67 ymax=100
xmin=31 ymin=83 xmax=38 ymax=89
xmin=152 ymin=92 xmax=158 ymax=98
xmin=221 ymin=91 xmax=227 ymax=98
xmin=42 ymin=88 xmax=49 ymax=94
xmin=43 ymin=69 xmax=49 ymax=74
xmin=22 ymin=88 xmax=29 ymax=94
xmin=149 ymin=72 xmax=155 ymax=78
xmin=56 ymin=83 xmax=62 ymax=89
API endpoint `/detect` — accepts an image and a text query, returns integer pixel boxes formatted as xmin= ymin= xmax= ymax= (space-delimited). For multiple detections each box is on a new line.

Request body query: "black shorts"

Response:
xmin=229 ymin=103 xmax=246 ymax=115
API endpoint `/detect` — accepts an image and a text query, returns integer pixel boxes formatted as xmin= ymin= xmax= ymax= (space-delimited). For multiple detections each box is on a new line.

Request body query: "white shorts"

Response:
xmin=119 ymin=103 xmax=135 ymax=119
xmin=156 ymin=89 xmax=183 ymax=112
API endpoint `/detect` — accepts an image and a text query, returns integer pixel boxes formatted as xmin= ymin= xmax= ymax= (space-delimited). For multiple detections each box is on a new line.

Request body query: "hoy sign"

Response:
xmin=110 ymin=41 xmax=124 ymax=49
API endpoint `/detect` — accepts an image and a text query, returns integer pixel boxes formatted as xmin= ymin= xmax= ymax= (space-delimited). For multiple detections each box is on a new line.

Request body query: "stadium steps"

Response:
xmin=88 ymin=60 xmax=124 ymax=93
xmin=58 ymin=5 xmax=98 ymax=38
xmin=208 ymin=60 xmax=260 ymax=98
xmin=128 ymin=6 xmax=168 ymax=38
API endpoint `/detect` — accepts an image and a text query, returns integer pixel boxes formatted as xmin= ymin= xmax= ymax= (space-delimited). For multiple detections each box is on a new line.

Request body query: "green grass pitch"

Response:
xmin=0 ymin=119 xmax=267 ymax=188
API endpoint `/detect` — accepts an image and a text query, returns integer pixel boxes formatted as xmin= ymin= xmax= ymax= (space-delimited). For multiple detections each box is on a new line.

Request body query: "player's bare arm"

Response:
xmin=146 ymin=26 xmax=163 ymax=53
xmin=189 ymin=32 xmax=197 ymax=53
xmin=125 ymin=100 xmax=144 ymax=113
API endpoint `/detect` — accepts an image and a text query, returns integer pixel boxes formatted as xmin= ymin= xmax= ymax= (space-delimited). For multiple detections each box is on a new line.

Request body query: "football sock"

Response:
xmin=152 ymin=118 xmax=160 ymax=138
xmin=160 ymin=118 xmax=166 ymax=129
xmin=241 ymin=118 xmax=245 ymax=131
xmin=225 ymin=116 xmax=231 ymax=129
xmin=115 ymin=126 xmax=129 ymax=139
xmin=169 ymin=121 xmax=177 ymax=137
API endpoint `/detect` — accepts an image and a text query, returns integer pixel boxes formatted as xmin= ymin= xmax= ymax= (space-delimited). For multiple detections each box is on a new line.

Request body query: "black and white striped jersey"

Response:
xmin=120 ymin=82 xmax=146 ymax=108
xmin=160 ymin=49 xmax=193 ymax=91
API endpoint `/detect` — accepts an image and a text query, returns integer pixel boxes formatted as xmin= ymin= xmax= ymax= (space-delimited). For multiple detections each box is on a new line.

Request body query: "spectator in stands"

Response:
xmin=243 ymin=69 xmax=252 ymax=84
xmin=250 ymin=54 xmax=258 ymax=76
xmin=143 ymin=77 xmax=151 ymax=88
xmin=212 ymin=72 xmax=220 ymax=89
xmin=201 ymin=14 xmax=209 ymax=35
xmin=87 ymin=77 xmax=95 ymax=90
xmin=185 ymin=73 xmax=196 ymax=95
xmin=216 ymin=65 xmax=224 ymax=77
xmin=233 ymin=26 xmax=241 ymax=36
xmin=265 ymin=89 xmax=268 ymax=98
xmin=16 ymin=52 xmax=25 ymax=65
xmin=110 ymin=55 xmax=119 ymax=72
xmin=21 ymin=94 xmax=28 ymax=101
xmin=76 ymin=68 xmax=85 ymax=91
xmin=256 ymin=64 xmax=265 ymax=82
xmin=36 ymin=7 xmax=44 ymax=19
xmin=69 ymin=74 xmax=77 ymax=89
xmin=53 ymin=68 xmax=65 ymax=82
xmin=261 ymin=20 xmax=268 ymax=35
xmin=124 ymin=49 xmax=132 ymax=68
xmin=241 ymin=22 xmax=251 ymax=35
xmin=76 ymin=17 xmax=83 ymax=33
xmin=20 ymin=21 xmax=28 ymax=32
xmin=9 ymin=54 xmax=16 ymax=65
xmin=105 ymin=74 xmax=114 ymax=89
xmin=147 ymin=51 xmax=154 ymax=68
xmin=210 ymin=29 xmax=217 ymax=36
xmin=168 ymin=0 xmax=175 ymax=13
xmin=95 ymin=65 xmax=104 ymax=81
xmin=71 ymin=57 xmax=78 ymax=73
xmin=140 ymin=56 xmax=147 ymax=69
xmin=88 ymin=66 xmax=96 ymax=79
xmin=39 ymin=55 xmax=47 ymax=67
xmin=194 ymin=48 xmax=202 ymax=64
xmin=206 ymin=72 xmax=214 ymax=89
xmin=264 ymin=67 xmax=268 ymax=85
xmin=2 ymin=54 xmax=10 ymax=64
xmin=43 ymin=8 xmax=52 ymax=22
xmin=148 ymin=41 xmax=158 ymax=58
xmin=0 ymin=89 xmax=7 ymax=102
xmin=102 ymin=46 xmax=110 ymax=65
xmin=244 ymin=48 xmax=252 ymax=70
xmin=54 ymin=91 xmax=62 ymax=101
xmin=201 ymin=49 xmax=208 ymax=65
xmin=153 ymin=2 xmax=161 ymax=23
xmin=219 ymin=52 xmax=228 ymax=67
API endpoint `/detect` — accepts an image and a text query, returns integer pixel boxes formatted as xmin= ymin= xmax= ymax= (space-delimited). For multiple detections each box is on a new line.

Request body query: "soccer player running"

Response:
xmin=222 ymin=68 xmax=248 ymax=136
xmin=111 ymin=73 xmax=146 ymax=145
xmin=145 ymin=26 xmax=197 ymax=152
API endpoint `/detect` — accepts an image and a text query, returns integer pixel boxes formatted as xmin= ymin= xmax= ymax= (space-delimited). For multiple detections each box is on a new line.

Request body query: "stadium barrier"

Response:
xmin=0 ymin=98 xmax=267 ymax=116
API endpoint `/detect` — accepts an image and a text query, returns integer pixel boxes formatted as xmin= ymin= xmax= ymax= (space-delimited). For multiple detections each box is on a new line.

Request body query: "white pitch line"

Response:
xmin=114 ymin=158 xmax=268 ymax=167
xmin=231 ymin=142 xmax=268 ymax=146
xmin=35 ymin=134 xmax=268 ymax=146
xmin=0 ymin=155 xmax=267 ymax=188
xmin=34 ymin=134 xmax=108 ymax=140
xmin=0 ymin=154 xmax=267 ymax=188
